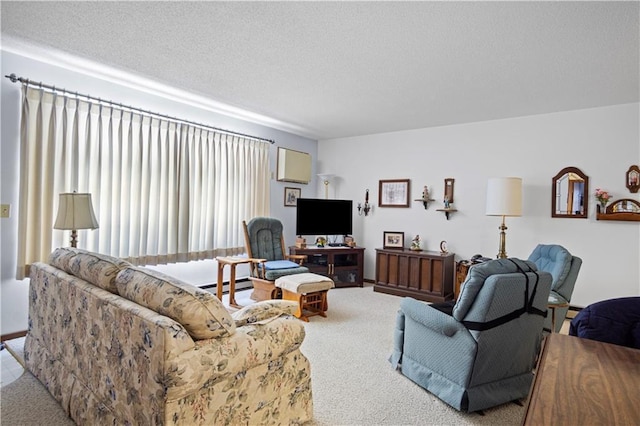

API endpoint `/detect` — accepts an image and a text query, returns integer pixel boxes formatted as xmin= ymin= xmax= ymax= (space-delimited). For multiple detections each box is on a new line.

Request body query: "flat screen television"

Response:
xmin=296 ymin=198 xmax=353 ymax=237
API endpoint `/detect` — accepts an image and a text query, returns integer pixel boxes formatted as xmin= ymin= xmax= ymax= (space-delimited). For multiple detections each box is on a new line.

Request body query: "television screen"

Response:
xmin=296 ymin=198 xmax=353 ymax=237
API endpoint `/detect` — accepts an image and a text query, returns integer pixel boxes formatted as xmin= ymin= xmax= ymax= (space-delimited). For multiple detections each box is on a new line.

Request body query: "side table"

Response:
xmin=216 ymin=256 xmax=252 ymax=308
xmin=455 ymin=260 xmax=472 ymax=299
xmin=547 ymin=298 xmax=570 ymax=333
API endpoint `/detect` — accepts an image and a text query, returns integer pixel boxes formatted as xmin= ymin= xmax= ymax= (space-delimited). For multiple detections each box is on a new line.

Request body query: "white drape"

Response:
xmin=17 ymin=86 xmax=270 ymax=278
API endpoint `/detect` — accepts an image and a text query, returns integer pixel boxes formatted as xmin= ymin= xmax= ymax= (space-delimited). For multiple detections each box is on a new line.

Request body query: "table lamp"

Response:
xmin=54 ymin=192 xmax=99 ymax=248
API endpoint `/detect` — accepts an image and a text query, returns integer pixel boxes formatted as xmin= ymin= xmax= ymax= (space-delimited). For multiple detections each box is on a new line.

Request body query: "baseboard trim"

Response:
xmin=201 ymin=278 xmax=252 ymax=293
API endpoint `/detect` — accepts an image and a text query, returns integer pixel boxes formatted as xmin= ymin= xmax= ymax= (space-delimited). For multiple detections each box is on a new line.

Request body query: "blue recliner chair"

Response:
xmin=390 ymin=259 xmax=552 ymax=413
xmin=528 ymin=244 xmax=582 ymax=332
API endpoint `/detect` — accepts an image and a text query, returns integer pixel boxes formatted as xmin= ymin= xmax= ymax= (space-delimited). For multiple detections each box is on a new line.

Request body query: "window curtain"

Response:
xmin=16 ymin=85 xmax=270 ymax=279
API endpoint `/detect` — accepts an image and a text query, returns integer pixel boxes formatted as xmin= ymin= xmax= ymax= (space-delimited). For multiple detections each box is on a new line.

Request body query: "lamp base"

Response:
xmin=496 ymin=217 xmax=508 ymax=259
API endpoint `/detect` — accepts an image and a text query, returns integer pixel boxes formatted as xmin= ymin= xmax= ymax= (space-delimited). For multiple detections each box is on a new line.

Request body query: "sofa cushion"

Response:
xmin=49 ymin=247 xmax=78 ymax=273
xmin=52 ymin=248 xmax=131 ymax=294
xmin=116 ymin=267 xmax=235 ymax=339
xmin=265 ymin=260 xmax=301 ymax=270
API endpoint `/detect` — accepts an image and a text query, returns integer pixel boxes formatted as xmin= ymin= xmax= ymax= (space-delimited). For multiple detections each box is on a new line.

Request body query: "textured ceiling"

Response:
xmin=2 ymin=1 xmax=639 ymax=140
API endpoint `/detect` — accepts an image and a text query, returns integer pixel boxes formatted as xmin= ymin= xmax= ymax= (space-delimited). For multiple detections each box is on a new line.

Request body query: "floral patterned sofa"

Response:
xmin=25 ymin=248 xmax=313 ymax=425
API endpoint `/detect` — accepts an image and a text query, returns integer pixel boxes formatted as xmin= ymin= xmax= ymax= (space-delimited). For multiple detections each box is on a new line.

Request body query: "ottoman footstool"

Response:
xmin=275 ymin=273 xmax=335 ymax=321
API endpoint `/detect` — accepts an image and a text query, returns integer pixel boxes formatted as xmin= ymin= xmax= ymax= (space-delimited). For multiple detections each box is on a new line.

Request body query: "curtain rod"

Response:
xmin=4 ymin=73 xmax=275 ymax=144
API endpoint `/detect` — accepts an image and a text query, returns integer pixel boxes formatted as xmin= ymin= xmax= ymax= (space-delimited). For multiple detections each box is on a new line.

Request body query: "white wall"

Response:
xmin=318 ymin=104 xmax=640 ymax=308
xmin=0 ymin=50 xmax=318 ymax=335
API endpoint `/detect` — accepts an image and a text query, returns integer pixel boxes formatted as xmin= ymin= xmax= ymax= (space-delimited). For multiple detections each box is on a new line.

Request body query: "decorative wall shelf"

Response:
xmin=596 ymin=199 xmax=640 ymax=222
xmin=415 ymin=198 xmax=435 ymax=209
xmin=436 ymin=208 xmax=458 ymax=220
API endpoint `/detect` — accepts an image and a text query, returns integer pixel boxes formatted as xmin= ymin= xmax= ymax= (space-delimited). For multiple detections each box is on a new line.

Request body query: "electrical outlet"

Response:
xmin=1 ymin=204 xmax=10 ymax=218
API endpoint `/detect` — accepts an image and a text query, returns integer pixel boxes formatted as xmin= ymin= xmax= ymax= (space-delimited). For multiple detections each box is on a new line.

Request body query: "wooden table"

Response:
xmin=216 ymin=256 xmax=252 ymax=308
xmin=522 ymin=333 xmax=640 ymax=425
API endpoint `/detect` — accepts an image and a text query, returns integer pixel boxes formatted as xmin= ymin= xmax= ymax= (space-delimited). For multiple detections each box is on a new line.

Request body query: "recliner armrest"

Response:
xmin=400 ymin=298 xmax=467 ymax=337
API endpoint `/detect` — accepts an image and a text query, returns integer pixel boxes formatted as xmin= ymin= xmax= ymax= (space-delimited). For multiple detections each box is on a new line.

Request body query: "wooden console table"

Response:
xmin=374 ymin=248 xmax=454 ymax=302
xmin=523 ymin=333 xmax=640 ymax=425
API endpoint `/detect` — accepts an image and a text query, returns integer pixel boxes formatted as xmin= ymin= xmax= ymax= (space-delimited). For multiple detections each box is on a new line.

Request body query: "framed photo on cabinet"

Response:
xmin=383 ymin=231 xmax=404 ymax=249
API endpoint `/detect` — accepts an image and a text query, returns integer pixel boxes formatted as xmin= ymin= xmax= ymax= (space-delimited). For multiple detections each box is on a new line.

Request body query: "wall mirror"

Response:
xmin=552 ymin=166 xmax=589 ymax=218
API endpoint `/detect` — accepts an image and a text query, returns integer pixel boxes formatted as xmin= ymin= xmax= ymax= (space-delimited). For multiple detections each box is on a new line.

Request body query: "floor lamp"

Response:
xmin=54 ymin=192 xmax=99 ymax=248
xmin=317 ymin=173 xmax=335 ymax=199
xmin=486 ymin=177 xmax=522 ymax=259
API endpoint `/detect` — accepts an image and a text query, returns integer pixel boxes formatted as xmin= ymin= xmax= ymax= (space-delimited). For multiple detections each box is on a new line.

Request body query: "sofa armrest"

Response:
xmin=232 ymin=300 xmax=298 ymax=326
xmin=168 ymin=314 xmax=306 ymax=400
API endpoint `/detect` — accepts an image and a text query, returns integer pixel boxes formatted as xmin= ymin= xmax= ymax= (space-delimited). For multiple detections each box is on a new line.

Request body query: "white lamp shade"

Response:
xmin=54 ymin=193 xmax=99 ymax=230
xmin=317 ymin=173 xmax=335 ymax=183
xmin=486 ymin=177 xmax=523 ymax=217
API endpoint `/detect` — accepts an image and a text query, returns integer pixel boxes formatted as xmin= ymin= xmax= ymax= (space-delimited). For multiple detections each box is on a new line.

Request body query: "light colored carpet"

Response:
xmin=1 ymin=285 xmax=525 ymax=425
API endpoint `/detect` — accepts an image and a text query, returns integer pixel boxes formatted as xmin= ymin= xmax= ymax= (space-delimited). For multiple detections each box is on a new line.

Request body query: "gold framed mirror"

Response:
xmin=552 ymin=166 xmax=589 ymax=218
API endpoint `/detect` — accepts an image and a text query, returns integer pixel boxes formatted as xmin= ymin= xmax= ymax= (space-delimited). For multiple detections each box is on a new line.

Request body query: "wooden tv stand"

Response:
xmin=289 ymin=246 xmax=365 ymax=288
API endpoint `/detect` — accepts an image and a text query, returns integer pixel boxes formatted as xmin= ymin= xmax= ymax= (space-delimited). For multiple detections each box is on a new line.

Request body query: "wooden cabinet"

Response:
xmin=289 ymin=246 xmax=365 ymax=288
xmin=455 ymin=260 xmax=472 ymax=299
xmin=374 ymin=248 xmax=454 ymax=303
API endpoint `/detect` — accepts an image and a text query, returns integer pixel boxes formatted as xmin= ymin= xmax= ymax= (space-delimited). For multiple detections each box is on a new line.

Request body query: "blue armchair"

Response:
xmin=528 ymin=244 xmax=582 ymax=332
xmin=390 ymin=259 xmax=552 ymax=413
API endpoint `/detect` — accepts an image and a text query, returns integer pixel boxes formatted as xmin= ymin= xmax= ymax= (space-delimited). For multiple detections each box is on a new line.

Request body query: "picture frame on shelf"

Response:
xmin=284 ymin=187 xmax=301 ymax=207
xmin=379 ymin=179 xmax=410 ymax=207
xmin=383 ymin=231 xmax=404 ymax=249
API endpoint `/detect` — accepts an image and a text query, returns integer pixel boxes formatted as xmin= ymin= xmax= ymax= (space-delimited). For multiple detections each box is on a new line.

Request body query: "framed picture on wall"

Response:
xmin=379 ymin=179 xmax=410 ymax=207
xmin=284 ymin=187 xmax=301 ymax=207
xmin=383 ymin=231 xmax=404 ymax=249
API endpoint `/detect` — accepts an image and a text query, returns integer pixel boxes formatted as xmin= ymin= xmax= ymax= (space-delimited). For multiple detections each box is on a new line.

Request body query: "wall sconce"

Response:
xmin=357 ymin=189 xmax=372 ymax=216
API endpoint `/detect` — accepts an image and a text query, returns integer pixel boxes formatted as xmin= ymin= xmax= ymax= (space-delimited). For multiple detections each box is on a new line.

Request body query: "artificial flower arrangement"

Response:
xmin=594 ymin=188 xmax=611 ymax=208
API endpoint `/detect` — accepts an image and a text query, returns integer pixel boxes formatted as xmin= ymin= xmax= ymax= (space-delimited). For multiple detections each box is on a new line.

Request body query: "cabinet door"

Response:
xmin=304 ymin=252 xmax=329 ymax=274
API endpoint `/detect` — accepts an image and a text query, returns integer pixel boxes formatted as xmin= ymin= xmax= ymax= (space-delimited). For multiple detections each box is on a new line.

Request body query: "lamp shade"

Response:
xmin=486 ymin=177 xmax=523 ymax=217
xmin=317 ymin=173 xmax=335 ymax=184
xmin=54 ymin=192 xmax=99 ymax=230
